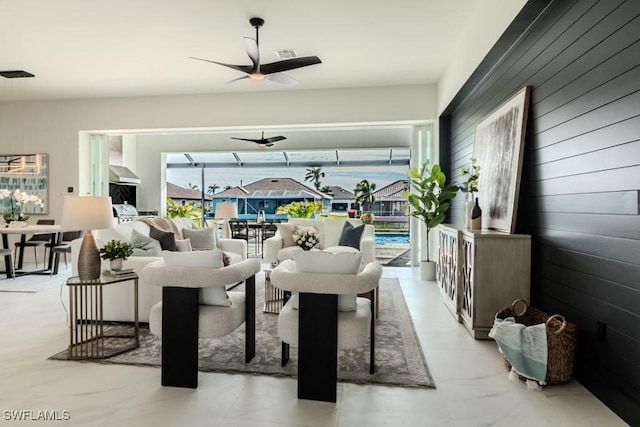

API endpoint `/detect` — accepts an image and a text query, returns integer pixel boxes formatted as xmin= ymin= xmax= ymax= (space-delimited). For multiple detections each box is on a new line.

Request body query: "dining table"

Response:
xmin=1 ymin=223 xmax=61 ymax=276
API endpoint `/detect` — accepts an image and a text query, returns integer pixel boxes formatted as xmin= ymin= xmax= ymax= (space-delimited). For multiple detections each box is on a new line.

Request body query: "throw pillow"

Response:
xmin=292 ymin=251 xmax=362 ymax=311
xmin=175 ymin=238 xmax=192 ymax=252
xmin=161 ymin=249 xmax=231 ymax=307
xmin=276 ymin=223 xmax=297 ymax=247
xmin=338 ymin=221 xmax=365 ymax=249
xmin=149 ymin=226 xmax=177 ymax=251
xmin=130 ymin=229 xmax=162 ymax=256
xmin=182 ymin=227 xmax=217 ymax=251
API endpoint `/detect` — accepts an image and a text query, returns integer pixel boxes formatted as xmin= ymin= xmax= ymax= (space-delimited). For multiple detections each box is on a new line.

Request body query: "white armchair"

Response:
xmin=142 ymin=257 xmax=261 ymax=388
xmin=270 ymin=255 xmax=382 ymax=402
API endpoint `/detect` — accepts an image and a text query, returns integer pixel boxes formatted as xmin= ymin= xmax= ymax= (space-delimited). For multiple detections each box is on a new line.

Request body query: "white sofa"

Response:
xmin=70 ymin=218 xmax=247 ymax=323
xmin=263 ymin=218 xmax=375 ymax=266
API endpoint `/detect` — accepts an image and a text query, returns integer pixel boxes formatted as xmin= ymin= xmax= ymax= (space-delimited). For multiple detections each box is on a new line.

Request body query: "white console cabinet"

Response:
xmin=437 ymin=224 xmax=531 ymax=339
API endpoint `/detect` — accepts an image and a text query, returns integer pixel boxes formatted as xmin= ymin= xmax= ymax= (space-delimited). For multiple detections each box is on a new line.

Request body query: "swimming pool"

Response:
xmin=375 ymin=233 xmax=410 ymax=245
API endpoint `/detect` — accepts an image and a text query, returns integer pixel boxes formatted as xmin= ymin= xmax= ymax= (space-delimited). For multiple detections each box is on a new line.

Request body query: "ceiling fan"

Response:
xmin=231 ymin=131 xmax=286 ymax=147
xmin=190 ymin=17 xmax=321 ymax=86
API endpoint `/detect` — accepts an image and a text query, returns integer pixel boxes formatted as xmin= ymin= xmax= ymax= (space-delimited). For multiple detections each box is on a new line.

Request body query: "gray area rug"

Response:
xmin=49 ymin=277 xmax=435 ymax=389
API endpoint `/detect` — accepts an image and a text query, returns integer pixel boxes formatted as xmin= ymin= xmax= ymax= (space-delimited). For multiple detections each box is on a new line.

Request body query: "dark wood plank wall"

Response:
xmin=440 ymin=0 xmax=640 ymax=423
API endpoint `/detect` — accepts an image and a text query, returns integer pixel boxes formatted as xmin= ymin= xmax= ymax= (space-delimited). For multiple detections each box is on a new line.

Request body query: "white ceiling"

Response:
xmin=1 ymin=0 xmax=489 ymax=102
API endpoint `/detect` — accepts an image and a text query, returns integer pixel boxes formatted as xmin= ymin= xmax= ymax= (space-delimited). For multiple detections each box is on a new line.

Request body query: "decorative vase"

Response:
xmin=110 ymin=258 xmax=123 ymax=271
xmin=471 ymin=197 xmax=482 ymax=230
xmin=465 ymin=193 xmax=475 ymax=229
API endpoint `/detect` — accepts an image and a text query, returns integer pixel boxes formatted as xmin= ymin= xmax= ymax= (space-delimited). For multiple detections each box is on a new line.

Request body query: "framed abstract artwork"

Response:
xmin=473 ymin=86 xmax=530 ymax=233
xmin=0 ymin=154 xmax=49 ymax=215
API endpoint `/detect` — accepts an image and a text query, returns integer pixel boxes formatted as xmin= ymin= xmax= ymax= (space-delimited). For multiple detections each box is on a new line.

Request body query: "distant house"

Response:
xmin=324 ymin=186 xmax=359 ymax=214
xmin=212 ymin=177 xmax=332 ymax=220
xmin=167 ymin=182 xmax=212 ymax=207
xmin=371 ymin=180 xmax=409 ymax=221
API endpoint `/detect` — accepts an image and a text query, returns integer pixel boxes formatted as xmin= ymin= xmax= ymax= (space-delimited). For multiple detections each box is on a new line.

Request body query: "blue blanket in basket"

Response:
xmin=489 ymin=316 xmax=548 ymax=384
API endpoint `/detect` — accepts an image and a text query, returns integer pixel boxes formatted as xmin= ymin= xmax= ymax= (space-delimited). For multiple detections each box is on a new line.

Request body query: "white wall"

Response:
xmin=436 ymin=0 xmax=528 ymax=114
xmin=0 ymin=84 xmax=436 ymax=220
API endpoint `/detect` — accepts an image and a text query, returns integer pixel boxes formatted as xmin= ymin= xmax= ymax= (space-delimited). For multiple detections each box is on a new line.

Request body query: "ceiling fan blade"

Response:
xmin=260 ymin=56 xmax=322 ymax=75
xmin=264 ymin=136 xmax=287 ymax=143
xmin=231 ymin=137 xmax=260 ymax=143
xmin=190 ymin=57 xmax=253 ymax=74
xmin=243 ymin=37 xmax=260 ymax=72
xmin=226 ymin=75 xmax=251 ymax=84
xmin=266 ymin=73 xmax=298 ymax=86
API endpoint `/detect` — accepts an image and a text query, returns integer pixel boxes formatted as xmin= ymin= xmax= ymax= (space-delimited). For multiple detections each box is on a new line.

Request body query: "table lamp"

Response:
xmin=215 ymin=202 xmax=237 ymax=239
xmin=61 ymin=196 xmax=113 ymax=280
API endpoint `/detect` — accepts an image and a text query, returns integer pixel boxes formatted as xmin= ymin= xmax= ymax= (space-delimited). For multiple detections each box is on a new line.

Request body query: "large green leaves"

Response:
xmin=403 ymin=163 xmax=459 ymax=261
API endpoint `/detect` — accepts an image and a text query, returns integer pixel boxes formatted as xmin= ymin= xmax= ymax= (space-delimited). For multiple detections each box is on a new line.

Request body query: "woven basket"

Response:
xmin=495 ymin=299 xmax=578 ymax=385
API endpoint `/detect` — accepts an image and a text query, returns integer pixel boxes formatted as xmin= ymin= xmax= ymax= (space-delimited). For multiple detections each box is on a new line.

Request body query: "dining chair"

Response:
xmin=14 ymin=219 xmax=55 ymax=268
xmin=1 ymin=248 xmax=15 ymax=279
xmin=260 ymin=221 xmax=278 ymax=255
xmin=48 ymin=230 xmax=84 ymax=275
xmin=229 ymin=219 xmax=255 ymax=257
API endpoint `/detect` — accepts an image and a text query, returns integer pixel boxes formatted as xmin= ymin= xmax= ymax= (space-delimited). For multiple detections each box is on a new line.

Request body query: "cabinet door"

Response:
xmin=437 ymin=228 xmax=459 ymax=319
xmin=459 ymin=235 xmax=474 ymax=325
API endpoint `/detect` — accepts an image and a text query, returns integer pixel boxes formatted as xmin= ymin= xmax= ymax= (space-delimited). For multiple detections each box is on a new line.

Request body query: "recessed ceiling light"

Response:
xmin=0 ymin=70 xmax=35 ymax=79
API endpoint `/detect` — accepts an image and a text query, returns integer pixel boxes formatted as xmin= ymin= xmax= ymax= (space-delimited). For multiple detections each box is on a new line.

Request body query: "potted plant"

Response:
xmin=360 ymin=212 xmax=374 ymax=224
xmin=403 ymin=163 xmax=459 ymax=280
xmin=99 ymin=239 xmax=134 ymax=271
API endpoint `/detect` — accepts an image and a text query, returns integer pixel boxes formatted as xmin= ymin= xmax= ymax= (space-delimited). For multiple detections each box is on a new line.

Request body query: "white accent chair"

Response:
xmin=270 ymin=257 xmax=382 ymax=402
xmin=143 ymin=257 xmax=261 ymax=388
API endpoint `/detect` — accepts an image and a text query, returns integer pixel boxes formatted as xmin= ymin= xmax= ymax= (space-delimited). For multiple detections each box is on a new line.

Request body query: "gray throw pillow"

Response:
xmin=149 ymin=226 xmax=177 ymax=251
xmin=130 ymin=229 xmax=162 ymax=256
xmin=276 ymin=223 xmax=297 ymax=247
xmin=182 ymin=227 xmax=217 ymax=250
xmin=338 ymin=222 xmax=365 ymax=249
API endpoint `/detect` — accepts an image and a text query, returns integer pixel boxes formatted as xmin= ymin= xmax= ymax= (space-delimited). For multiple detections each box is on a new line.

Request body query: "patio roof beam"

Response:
xmin=166 ymin=158 xmax=409 ymax=169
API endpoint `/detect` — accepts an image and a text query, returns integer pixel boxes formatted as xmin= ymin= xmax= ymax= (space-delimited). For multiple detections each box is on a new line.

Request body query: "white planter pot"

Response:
xmin=110 ymin=258 xmax=123 ymax=271
xmin=420 ymin=260 xmax=437 ymax=281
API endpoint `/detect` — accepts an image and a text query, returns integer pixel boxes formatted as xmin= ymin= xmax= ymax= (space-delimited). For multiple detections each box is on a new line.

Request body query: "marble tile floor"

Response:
xmin=0 ymin=266 xmax=628 ymax=426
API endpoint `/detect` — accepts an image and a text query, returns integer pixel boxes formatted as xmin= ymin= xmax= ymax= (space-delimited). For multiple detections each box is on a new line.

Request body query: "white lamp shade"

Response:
xmin=61 ymin=196 xmax=114 ymax=232
xmin=215 ymin=202 xmax=237 ymax=219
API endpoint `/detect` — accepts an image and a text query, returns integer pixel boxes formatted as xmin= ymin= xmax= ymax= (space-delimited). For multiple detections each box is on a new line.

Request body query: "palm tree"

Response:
xmin=354 ymin=179 xmax=377 ymax=212
xmin=304 ymin=167 xmax=325 ymax=190
xmin=187 ymin=182 xmax=199 ymax=191
xmin=207 ymin=184 xmax=220 ymax=195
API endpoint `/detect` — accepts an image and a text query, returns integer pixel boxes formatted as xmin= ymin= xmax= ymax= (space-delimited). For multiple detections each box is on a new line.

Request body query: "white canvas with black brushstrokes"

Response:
xmin=473 ymin=87 xmax=530 ymax=233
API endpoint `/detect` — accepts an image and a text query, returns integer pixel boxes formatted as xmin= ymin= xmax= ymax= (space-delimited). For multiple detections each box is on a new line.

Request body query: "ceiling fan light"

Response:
xmin=250 ymin=73 xmax=265 ymax=80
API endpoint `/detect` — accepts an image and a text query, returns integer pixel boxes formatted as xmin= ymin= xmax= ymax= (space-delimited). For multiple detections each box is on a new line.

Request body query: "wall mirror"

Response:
xmin=0 ymin=154 xmax=49 ymax=215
